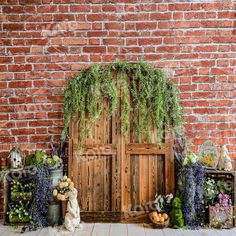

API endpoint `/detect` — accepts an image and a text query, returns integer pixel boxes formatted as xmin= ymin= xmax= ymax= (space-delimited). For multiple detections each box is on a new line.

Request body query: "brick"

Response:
xmin=83 ymin=46 xmax=106 ymax=53
xmin=8 ymin=64 xmax=32 ymax=71
xmin=64 ymin=38 xmax=87 ymax=45
xmin=105 ymin=22 xmax=124 ymax=30
xmin=9 ymin=81 xmax=32 ymax=88
xmin=3 ymin=23 xmax=24 ymax=31
xmin=136 ymin=22 xmax=157 ymax=30
xmin=150 ymin=13 xmax=171 ymax=20
xmin=70 ymin=5 xmax=90 ymax=12
xmin=138 ymin=38 xmax=162 ymax=45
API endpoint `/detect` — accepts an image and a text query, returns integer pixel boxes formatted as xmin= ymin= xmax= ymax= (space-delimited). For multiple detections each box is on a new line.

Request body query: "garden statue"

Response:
xmin=64 ymin=187 xmax=81 ymax=232
xmin=218 ymin=145 xmax=232 ymax=171
xmin=169 ymin=197 xmax=184 ymax=228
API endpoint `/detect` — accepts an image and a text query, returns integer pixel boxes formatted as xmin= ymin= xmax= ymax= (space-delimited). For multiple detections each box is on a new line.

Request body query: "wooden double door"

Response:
xmin=68 ymin=106 xmax=174 ymax=222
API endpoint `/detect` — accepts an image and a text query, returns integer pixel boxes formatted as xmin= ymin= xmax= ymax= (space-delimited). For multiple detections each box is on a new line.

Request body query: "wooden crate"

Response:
xmin=3 ymin=169 xmax=34 ymax=225
xmin=205 ymin=170 xmax=236 ymax=227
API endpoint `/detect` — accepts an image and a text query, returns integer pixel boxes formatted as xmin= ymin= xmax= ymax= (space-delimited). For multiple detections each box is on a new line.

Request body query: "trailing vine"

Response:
xmin=63 ymin=60 xmax=183 ymax=150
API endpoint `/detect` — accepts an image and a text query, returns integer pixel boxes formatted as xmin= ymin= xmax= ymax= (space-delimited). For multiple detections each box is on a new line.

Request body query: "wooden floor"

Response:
xmin=0 ymin=223 xmax=236 ymax=236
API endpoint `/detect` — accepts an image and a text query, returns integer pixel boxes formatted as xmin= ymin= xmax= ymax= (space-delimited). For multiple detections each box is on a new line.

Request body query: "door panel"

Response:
xmin=68 ymin=101 xmax=174 ymax=221
xmin=130 ymin=154 xmax=164 ymax=211
xmin=77 ymin=155 xmax=112 ymax=212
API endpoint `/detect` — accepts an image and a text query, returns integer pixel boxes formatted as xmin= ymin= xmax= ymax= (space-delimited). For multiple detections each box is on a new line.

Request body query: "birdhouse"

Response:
xmin=9 ymin=147 xmax=24 ymax=169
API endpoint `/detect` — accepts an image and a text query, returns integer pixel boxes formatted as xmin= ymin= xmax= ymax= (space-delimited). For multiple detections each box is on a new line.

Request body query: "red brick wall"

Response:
xmin=1 ymin=0 xmax=236 ymax=155
xmin=0 ymin=0 xmax=235 ymax=216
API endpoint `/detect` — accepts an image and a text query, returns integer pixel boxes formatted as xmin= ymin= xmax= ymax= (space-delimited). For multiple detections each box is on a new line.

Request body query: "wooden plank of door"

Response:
xmin=89 ymin=156 xmax=95 ymax=211
xmin=126 ymin=144 xmax=167 ymax=155
xmin=148 ymin=155 xmax=156 ymax=209
xmin=94 ymin=155 xmax=103 ymax=211
xmin=111 ymin=106 xmax=121 ymax=212
xmin=164 ymin=130 xmax=175 ymax=194
xmin=71 ymin=113 xmax=79 ymax=191
xmin=139 ymin=155 xmax=148 ymax=211
xmin=130 ymin=154 xmax=139 ymax=211
xmin=103 ymin=155 xmax=111 ymax=211
xmin=78 ymin=145 xmax=117 ymax=155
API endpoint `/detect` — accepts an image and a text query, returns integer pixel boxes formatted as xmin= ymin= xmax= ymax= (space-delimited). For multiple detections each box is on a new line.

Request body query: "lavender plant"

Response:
xmin=193 ymin=163 xmax=205 ymax=227
xmin=29 ymin=165 xmax=52 ymax=228
xmin=182 ymin=162 xmax=205 ymax=228
xmin=182 ymin=166 xmax=196 ymax=227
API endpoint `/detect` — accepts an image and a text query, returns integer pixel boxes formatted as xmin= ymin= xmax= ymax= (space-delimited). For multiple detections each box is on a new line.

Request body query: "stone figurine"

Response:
xmin=64 ymin=188 xmax=81 ymax=232
xmin=218 ymin=145 xmax=232 ymax=171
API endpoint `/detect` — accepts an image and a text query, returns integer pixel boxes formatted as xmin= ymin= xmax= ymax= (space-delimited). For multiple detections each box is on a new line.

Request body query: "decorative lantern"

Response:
xmin=9 ymin=147 xmax=24 ymax=169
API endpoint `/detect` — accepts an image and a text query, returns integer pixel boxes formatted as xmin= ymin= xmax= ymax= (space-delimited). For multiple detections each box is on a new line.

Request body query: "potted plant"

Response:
xmin=25 ymin=148 xmax=64 ymax=189
xmin=7 ymin=201 xmax=31 ymax=223
xmin=209 ymin=193 xmax=234 ymax=228
xmin=11 ymin=180 xmax=34 ymax=201
xmin=48 ymin=134 xmax=66 ymax=188
xmin=154 ymin=193 xmax=173 ymax=213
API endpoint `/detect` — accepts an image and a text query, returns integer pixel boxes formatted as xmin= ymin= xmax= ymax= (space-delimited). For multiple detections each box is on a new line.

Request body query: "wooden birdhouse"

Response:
xmin=9 ymin=147 xmax=24 ymax=170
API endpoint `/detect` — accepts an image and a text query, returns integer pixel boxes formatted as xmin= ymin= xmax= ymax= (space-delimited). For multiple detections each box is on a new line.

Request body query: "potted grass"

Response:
xmin=48 ymin=134 xmax=66 ymax=188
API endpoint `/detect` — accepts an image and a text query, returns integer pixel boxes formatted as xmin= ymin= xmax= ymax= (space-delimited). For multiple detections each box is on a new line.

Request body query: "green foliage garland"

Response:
xmin=64 ymin=61 xmax=183 ymax=150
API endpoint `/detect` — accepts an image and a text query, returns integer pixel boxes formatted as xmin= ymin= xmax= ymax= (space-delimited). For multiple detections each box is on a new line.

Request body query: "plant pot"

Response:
xmin=11 ymin=192 xmax=32 ymax=201
xmin=48 ymin=200 xmax=61 ymax=226
xmin=49 ymin=166 xmax=63 ymax=188
xmin=61 ymin=200 xmax=68 ymax=221
xmin=209 ymin=205 xmax=234 ymax=228
xmin=149 ymin=211 xmax=170 ymax=228
xmin=49 ymin=166 xmax=63 ymax=201
xmin=9 ymin=215 xmax=30 ymax=223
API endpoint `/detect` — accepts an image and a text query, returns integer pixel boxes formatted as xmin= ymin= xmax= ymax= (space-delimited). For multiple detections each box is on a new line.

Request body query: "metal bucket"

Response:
xmin=48 ymin=200 xmax=61 ymax=226
xmin=49 ymin=166 xmax=63 ymax=188
xmin=49 ymin=166 xmax=63 ymax=201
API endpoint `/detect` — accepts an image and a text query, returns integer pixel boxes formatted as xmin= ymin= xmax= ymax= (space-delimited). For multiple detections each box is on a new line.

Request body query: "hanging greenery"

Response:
xmin=63 ymin=60 xmax=183 ymax=150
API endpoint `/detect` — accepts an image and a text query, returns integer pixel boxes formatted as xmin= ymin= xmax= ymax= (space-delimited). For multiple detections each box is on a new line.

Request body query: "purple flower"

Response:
xmin=223 ymin=194 xmax=229 ymax=199
xmin=218 ymin=193 xmax=223 ymax=199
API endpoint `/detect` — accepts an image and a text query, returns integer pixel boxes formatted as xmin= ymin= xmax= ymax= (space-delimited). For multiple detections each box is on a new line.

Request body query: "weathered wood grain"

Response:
xmin=69 ymin=85 xmax=175 ymax=221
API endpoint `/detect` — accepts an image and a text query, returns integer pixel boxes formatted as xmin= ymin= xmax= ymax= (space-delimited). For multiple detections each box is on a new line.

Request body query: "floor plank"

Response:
xmin=127 ymin=224 xmax=146 ymax=236
xmin=0 ymin=226 xmax=20 ymax=236
xmin=163 ymin=228 xmax=184 ymax=236
xmin=110 ymin=223 xmax=127 ymax=236
xmin=181 ymin=229 xmax=201 ymax=236
xmin=0 ymin=223 xmax=236 ymax=236
xmin=213 ymin=228 xmax=236 ymax=236
xmin=73 ymin=223 xmax=94 ymax=236
xmin=37 ymin=227 xmax=58 ymax=236
xmin=197 ymin=228 xmax=220 ymax=236
xmin=143 ymin=223 xmax=164 ymax=236
xmin=91 ymin=223 xmax=111 ymax=236
xmin=0 ymin=224 xmax=8 ymax=235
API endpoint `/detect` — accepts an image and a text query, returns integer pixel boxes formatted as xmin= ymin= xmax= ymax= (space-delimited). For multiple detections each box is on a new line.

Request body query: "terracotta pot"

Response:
xmin=61 ymin=199 xmax=68 ymax=220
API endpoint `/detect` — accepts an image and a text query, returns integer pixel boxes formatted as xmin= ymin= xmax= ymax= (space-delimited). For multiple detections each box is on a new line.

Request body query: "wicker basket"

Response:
xmin=149 ymin=211 xmax=170 ymax=228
